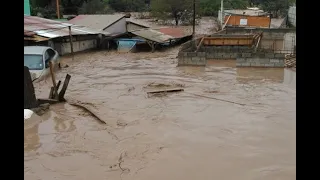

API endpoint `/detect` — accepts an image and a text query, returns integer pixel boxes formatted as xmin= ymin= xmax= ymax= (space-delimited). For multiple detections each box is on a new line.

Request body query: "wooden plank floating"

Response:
xmin=38 ymin=98 xmax=60 ymax=105
xmin=146 ymin=88 xmax=184 ymax=94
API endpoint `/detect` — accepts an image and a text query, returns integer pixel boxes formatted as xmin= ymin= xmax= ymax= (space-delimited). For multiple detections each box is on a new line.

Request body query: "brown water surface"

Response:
xmin=25 ymin=48 xmax=296 ymax=180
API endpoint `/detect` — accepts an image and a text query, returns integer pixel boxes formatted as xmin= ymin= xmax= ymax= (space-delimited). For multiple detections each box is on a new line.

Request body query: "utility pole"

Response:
xmin=192 ymin=0 xmax=196 ymax=37
xmin=68 ymin=26 xmax=74 ymax=60
xmin=56 ymin=0 xmax=60 ymax=19
xmin=220 ymin=0 xmax=224 ymax=27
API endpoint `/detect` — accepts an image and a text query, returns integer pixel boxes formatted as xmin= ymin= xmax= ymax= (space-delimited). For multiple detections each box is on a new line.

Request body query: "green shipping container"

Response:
xmin=24 ymin=0 xmax=30 ymax=15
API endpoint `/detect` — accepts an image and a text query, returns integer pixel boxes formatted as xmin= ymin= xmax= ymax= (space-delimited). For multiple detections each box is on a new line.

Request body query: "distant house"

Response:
xmin=219 ymin=9 xmax=271 ymax=28
xmin=24 ymin=15 xmax=103 ymax=55
xmin=24 ymin=0 xmax=31 ymax=15
xmin=69 ymin=14 xmax=127 ymax=36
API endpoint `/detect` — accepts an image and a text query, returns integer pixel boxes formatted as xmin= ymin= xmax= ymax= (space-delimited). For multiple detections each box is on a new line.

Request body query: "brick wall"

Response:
xmin=236 ymin=53 xmax=285 ymax=67
xmin=178 ymin=49 xmax=285 ymax=67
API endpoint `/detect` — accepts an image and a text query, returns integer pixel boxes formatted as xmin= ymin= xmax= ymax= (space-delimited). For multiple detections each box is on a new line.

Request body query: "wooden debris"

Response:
xmin=48 ymin=87 xmax=54 ymax=99
xmin=24 ymin=66 xmax=38 ymax=109
xmin=49 ymin=61 xmax=59 ymax=100
xmin=146 ymin=88 xmax=184 ymax=94
xmin=49 ymin=80 xmax=61 ymax=99
xmin=195 ymin=37 xmax=205 ymax=52
xmin=185 ymin=92 xmax=246 ymax=106
xmin=66 ymin=99 xmax=107 ymax=124
xmin=31 ymin=103 xmax=50 ymax=116
xmin=38 ymin=98 xmax=60 ymax=105
xmin=59 ymin=74 xmax=71 ymax=101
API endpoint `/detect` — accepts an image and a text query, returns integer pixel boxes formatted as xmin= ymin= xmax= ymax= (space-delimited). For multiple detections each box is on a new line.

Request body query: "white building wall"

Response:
xmin=103 ymin=18 xmax=127 ymax=35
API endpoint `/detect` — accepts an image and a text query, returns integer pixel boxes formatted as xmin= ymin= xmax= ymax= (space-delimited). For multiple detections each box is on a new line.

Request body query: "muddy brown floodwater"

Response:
xmin=25 ymin=48 xmax=296 ymax=180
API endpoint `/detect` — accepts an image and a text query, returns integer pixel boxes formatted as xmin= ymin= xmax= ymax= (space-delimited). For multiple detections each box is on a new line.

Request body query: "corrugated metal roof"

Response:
xmin=130 ymin=27 xmax=191 ymax=43
xmin=24 ymin=15 xmax=103 ymax=39
xmin=68 ymin=14 xmax=125 ymax=31
xmin=126 ymin=18 xmax=151 ymax=28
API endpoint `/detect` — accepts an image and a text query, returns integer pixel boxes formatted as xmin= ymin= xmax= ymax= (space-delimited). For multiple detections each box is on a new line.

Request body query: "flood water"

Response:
xmin=25 ymin=48 xmax=296 ymax=180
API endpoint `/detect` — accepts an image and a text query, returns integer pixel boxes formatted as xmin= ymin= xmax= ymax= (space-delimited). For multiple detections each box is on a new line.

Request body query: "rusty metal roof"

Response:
xmin=24 ymin=15 xmax=104 ymax=39
xmin=130 ymin=27 xmax=191 ymax=43
xmin=68 ymin=14 xmax=125 ymax=31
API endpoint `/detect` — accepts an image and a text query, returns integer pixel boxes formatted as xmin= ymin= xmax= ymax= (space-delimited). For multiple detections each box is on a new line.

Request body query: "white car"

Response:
xmin=24 ymin=46 xmax=61 ymax=82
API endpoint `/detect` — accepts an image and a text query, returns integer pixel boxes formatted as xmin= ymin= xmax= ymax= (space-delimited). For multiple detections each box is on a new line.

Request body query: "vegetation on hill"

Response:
xmin=29 ymin=0 xmax=295 ymax=19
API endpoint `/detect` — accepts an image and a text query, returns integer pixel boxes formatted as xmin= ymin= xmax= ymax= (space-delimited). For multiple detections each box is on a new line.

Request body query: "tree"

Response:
xmin=108 ymin=0 xmax=147 ymax=12
xmin=224 ymin=0 xmax=248 ymax=9
xmin=79 ymin=0 xmax=114 ymax=14
xmin=260 ymin=0 xmax=289 ymax=17
xmin=151 ymin=0 xmax=195 ymax=25
xmin=199 ymin=0 xmax=220 ymax=16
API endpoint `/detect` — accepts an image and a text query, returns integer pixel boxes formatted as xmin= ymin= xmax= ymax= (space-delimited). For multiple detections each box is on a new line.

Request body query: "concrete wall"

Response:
xmin=222 ymin=27 xmax=296 ymax=53
xmin=178 ymin=47 xmax=285 ymax=67
xmin=283 ymin=32 xmax=296 ymax=53
xmin=104 ymin=18 xmax=127 ymax=35
xmin=178 ymin=52 xmax=207 ymax=66
xmin=177 ymin=27 xmax=293 ymax=67
xmin=288 ymin=6 xmax=296 ymax=27
xmin=236 ymin=53 xmax=285 ymax=67
xmin=54 ymin=39 xmax=98 ymax=55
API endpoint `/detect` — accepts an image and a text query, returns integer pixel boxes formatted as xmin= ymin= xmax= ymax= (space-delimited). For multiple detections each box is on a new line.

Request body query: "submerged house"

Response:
xmin=24 ymin=15 xmax=103 ymax=55
xmin=126 ymin=19 xmax=150 ymax=32
xmin=68 ymin=14 xmax=192 ymax=52
xmin=69 ymin=14 xmax=128 ymax=36
xmin=116 ymin=27 xmax=192 ymax=52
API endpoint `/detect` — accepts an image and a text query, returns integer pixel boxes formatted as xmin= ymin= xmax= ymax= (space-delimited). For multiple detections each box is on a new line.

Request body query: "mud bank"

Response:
xmin=25 ymin=48 xmax=296 ymax=180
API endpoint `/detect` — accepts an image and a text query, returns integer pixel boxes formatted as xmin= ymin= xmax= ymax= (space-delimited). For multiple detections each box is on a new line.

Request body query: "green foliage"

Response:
xmin=31 ymin=5 xmax=64 ymax=19
xmin=79 ymin=0 xmax=114 ymax=14
xmin=108 ymin=0 xmax=147 ymax=12
xmin=224 ymin=0 xmax=248 ymax=9
xmin=260 ymin=0 xmax=289 ymax=17
xmin=151 ymin=0 xmax=194 ymax=25
xmin=199 ymin=0 xmax=220 ymax=16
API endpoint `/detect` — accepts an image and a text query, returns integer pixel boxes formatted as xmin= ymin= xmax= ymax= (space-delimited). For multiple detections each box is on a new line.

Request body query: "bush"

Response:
xmin=79 ymin=0 xmax=114 ymax=14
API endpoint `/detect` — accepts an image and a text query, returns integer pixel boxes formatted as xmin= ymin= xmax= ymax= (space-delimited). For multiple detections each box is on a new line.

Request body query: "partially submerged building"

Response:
xmin=178 ymin=27 xmax=296 ymax=67
xmin=126 ymin=19 xmax=150 ymax=32
xmin=219 ymin=9 xmax=271 ymax=28
xmin=24 ymin=15 xmax=103 ymax=55
xmin=68 ymin=14 xmax=128 ymax=36
xmin=116 ymin=27 xmax=192 ymax=52
xmin=69 ymin=14 xmax=191 ymax=52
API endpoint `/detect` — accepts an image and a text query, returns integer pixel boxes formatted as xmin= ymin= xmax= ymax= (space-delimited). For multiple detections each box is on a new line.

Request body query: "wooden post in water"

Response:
xmin=24 ymin=66 xmax=38 ymax=109
xmin=49 ymin=61 xmax=59 ymax=100
xmin=68 ymin=26 xmax=74 ymax=60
